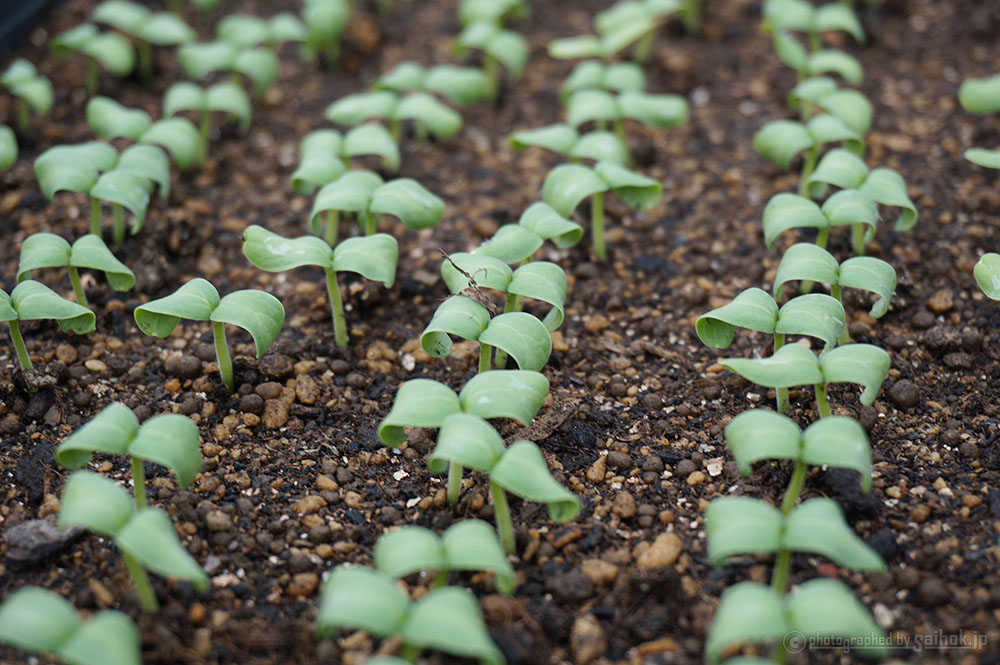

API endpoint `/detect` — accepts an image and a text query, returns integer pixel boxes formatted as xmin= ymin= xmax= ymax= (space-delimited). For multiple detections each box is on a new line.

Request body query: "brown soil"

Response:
xmin=2 ymin=0 xmax=1000 ymax=664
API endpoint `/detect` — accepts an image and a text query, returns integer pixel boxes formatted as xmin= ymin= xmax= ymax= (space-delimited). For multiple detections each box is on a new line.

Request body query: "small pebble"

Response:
xmin=888 ymin=380 xmax=919 ymax=410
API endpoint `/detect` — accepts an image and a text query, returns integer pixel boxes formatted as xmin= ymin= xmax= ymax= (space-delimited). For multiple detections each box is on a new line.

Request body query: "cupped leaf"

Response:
xmin=343 ymin=123 xmax=400 ymax=172
xmin=325 ymin=90 xmax=398 ymax=126
xmin=163 ymin=82 xmax=204 ymax=117
xmin=754 ymin=120 xmax=813 ymax=170
xmin=58 ymin=470 xmax=133 ymax=536
xmin=478 ymin=312 xmax=553 ymax=371
xmin=211 ymin=290 xmax=285 ymax=357
xmin=705 ymin=583 xmax=785 ymax=665
xmin=17 ymin=233 xmax=73 ymax=282
xmin=316 ymin=566 xmax=409 ymax=638
xmin=762 ymin=193 xmax=828 ymax=249
xmin=975 ymin=253 xmax=1000 ymax=300
xmin=704 ymin=497 xmax=781 ymax=566
xmin=860 ymin=168 xmax=917 ymax=231
xmin=204 ymin=82 xmax=252 ymax=131
xmin=401 ymin=587 xmax=505 ymax=665
xmin=134 ymin=278 xmax=220 ymax=337
xmin=89 ymin=32 xmax=136 ymax=76
xmin=543 ymin=164 xmax=610 ymax=217
xmin=772 ymin=31 xmax=807 ymax=70
xmin=429 ymin=412 xmax=505 ymax=473
xmin=808 ymin=49 xmax=863 ymax=86
xmin=242 ymin=225 xmax=334 ymax=272
xmin=618 ymin=91 xmax=689 ymax=128
xmin=572 ymin=131 xmax=628 ymax=164
xmin=806 ymin=147 xmax=867 ymax=196
xmin=786 ymin=579 xmax=887 ymax=657
xmin=232 ymin=47 xmax=279 ymax=96
xmin=10 ymin=280 xmax=95 ymax=334
xmin=86 ymin=96 xmax=151 ymax=140
xmin=369 ymin=178 xmax=446 ymax=230
xmin=817 ymin=89 xmax=872 ymax=135
xmin=459 ymin=0 xmax=528 ymax=25
xmin=442 ymin=520 xmax=516 ymax=593
xmin=441 ymin=252 xmax=514 ymax=293
xmin=567 ymin=89 xmax=620 ymax=128
xmin=773 ymin=293 xmax=845 ymax=348
xmin=773 ymin=243 xmax=839 ymax=300
xmin=309 ymin=170 xmax=385 ymax=232
xmin=519 ymin=201 xmax=583 ymax=248
xmin=126 ymin=414 xmax=201 ymax=488
xmin=377 ymin=61 xmax=427 ymax=93
xmin=425 ymin=64 xmax=491 ymax=105
xmin=55 ymin=402 xmax=139 ymax=468
xmin=456 ymin=22 xmax=528 ymax=78
xmin=303 ymin=0 xmax=349 ymax=56
xmin=93 ymin=1 xmax=149 ymax=35
xmin=395 ymin=92 xmax=463 ymax=138
xmin=784 ymin=498 xmax=883 ymax=571
xmin=373 ymin=526 xmax=446 ymax=579
xmin=817 ymin=343 xmax=890 ymax=406
xmin=459 ymin=369 xmax=549 ymax=425
xmin=331 ymin=233 xmax=398 ymax=287
xmin=724 ymin=409 xmax=802 ymax=474
xmin=561 ymin=60 xmax=646 ymax=99
xmin=473 ymin=225 xmax=543 ymax=264
xmin=965 ymin=148 xmax=1000 ymax=169
xmin=178 ymin=40 xmax=236 ymax=79
xmin=139 ymin=12 xmax=196 ymax=45
xmin=814 ymin=3 xmax=865 ymax=43
xmin=0 ymin=125 xmax=15 ymax=169
xmin=90 ymin=170 xmax=152 ymax=231
xmin=806 ymin=113 xmax=864 ymax=155
xmin=34 ymin=141 xmax=117 ymax=199
xmin=594 ymin=161 xmax=662 ymax=210
xmin=722 ymin=342 xmax=823 ymax=390
xmin=820 ymin=189 xmax=878 ymax=245
xmin=117 ymin=143 xmax=171 ymax=199
xmin=421 ymin=295 xmax=492 ymax=358
xmin=58 ymin=610 xmax=141 ymax=665
xmin=696 ymin=287 xmax=779 ymax=349
xmin=116 ymin=507 xmax=208 ymax=590
xmin=510 ymin=123 xmax=578 ymax=155
xmin=2 ymin=59 xmax=53 ymax=113
xmin=547 ymin=35 xmax=605 ymax=60
xmin=291 ymin=130 xmax=346 ymax=195
xmin=379 ymin=379 xmax=461 ymax=446
xmin=800 ymin=416 xmax=872 ymax=490
xmin=837 ymin=257 xmax=897 ymax=318
xmin=140 ymin=118 xmax=205 ymax=170
xmin=959 ymin=74 xmax=1000 ymax=114
xmin=508 ymin=262 xmax=567 ymax=330
xmin=491 ymin=440 xmax=581 ymax=522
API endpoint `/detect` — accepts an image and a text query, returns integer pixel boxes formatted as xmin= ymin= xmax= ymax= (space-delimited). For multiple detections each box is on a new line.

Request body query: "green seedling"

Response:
xmin=58 ymin=470 xmax=207 ymax=612
xmin=301 ymin=0 xmax=349 ymax=66
xmin=706 ymin=496 xmax=882 ymax=570
xmin=52 ymin=24 xmax=134 ymax=96
xmin=374 ymin=520 xmax=515 ymax=592
xmin=326 ymin=90 xmax=461 ymax=142
xmin=217 ymin=13 xmax=306 ymax=49
xmin=472 ymin=202 xmax=583 ymax=265
xmin=317 ymin=566 xmax=504 ymax=664
xmin=754 ymin=114 xmax=864 ymax=197
xmin=805 ymin=148 xmax=916 ymax=228
xmin=549 ymin=0 xmax=687 ymax=62
xmin=56 ymin=402 xmax=201 ymax=511
xmin=429 ymin=413 xmax=580 ymax=552
xmin=789 ymin=76 xmax=871 ymax=133
xmin=87 ymin=96 xmax=205 ymax=169
xmin=376 ymin=61 xmax=491 ymax=106
xmin=774 ymin=242 xmax=896 ymax=327
xmin=459 ymin=0 xmax=528 ymax=26
xmin=17 ymin=233 xmax=134 ymax=307
xmin=92 ymin=0 xmax=195 ymax=79
xmin=762 ymin=190 xmax=879 ymax=257
xmin=0 ymin=125 xmax=15 ymax=169
xmin=242 ymin=225 xmax=396 ymax=348
xmin=565 ymin=88 xmax=688 ymax=156
xmin=975 ymin=253 xmax=1000 ymax=300
xmin=0 ymin=587 xmax=140 ymax=665
xmin=1 ymin=281 xmax=94 ymax=382
xmin=722 ymin=341 xmax=889 ymax=417
xmin=164 ymin=81 xmax=252 ymax=145
xmin=441 ymin=253 xmax=567 ymax=330
xmin=510 ymin=126 xmax=627 ymax=165
xmin=291 ymin=126 xmax=400 ymax=195
xmin=178 ymin=41 xmax=278 ymax=97
xmin=763 ymin=0 xmax=864 ymax=48
xmin=560 ymin=60 xmax=646 ymax=101
xmin=379 ymin=370 xmax=550 ymax=504
xmin=134 ymin=278 xmax=285 ymax=393
xmin=774 ymin=35 xmax=863 ymax=86
xmin=542 ymin=161 xmax=662 ymax=261
xmin=1 ymin=59 xmax=53 ymax=133
xmin=706 ymin=579 xmax=885 ymax=665
xmin=422 ymin=295 xmax=552 ymax=373
xmin=454 ymin=21 xmax=528 ymax=99
xmin=308 ymin=170 xmax=445 ymax=243
xmin=35 ymin=142 xmax=170 ymax=244
xmin=958 ymin=73 xmax=1000 ymax=168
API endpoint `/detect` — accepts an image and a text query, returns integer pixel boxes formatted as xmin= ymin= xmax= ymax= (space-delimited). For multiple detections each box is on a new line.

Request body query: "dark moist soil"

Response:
xmin=2 ymin=0 xmax=1000 ymax=664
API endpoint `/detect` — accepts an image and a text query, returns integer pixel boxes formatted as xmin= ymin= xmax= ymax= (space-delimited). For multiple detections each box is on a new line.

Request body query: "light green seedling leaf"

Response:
xmin=134 ymin=278 xmax=221 ymax=337
xmin=55 ymin=402 xmax=138 ymax=463
xmin=543 ymin=162 xmax=661 ymax=217
xmin=959 ymin=73 xmax=1000 ymax=114
xmin=377 ymin=61 xmax=427 ymax=93
xmin=459 ymin=0 xmax=528 ymax=26
xmin=343 ymin=123 xmax=400 ymax=172
xmin=303 ymin=0 xmax=349 ymax=60
xmin=478 ymin=312 xmax=553 ymax=370
xmin=241 ymin=227 xmax=332 ymax=272
xmin=217 ymin=13 xmax=305 ymax=48
xmin=518 ymin=201 xmax=584 ymax=249
xmin=378 ymin=378 xmax=462 ymax=446
xmin=561 ymin=60 xmax=646 ymax=100
xmin=326 ymin=90 xmax=398 ymax=126
xmin=819 ymin=344 xmax=890 ymax=406
xmin=705 ymin=497 xmax=781 ymax=565
xmin=594 ymin=161 xmax=662 ymax=209
xmin=117 ymin=143 xmax=171 ymax=199
xmin=567 ymin=89 xmax=619 ymax=127
xmin=773 ymin=293 xmax=845 ymax=347
xmin=140 ymin=117 xmax=205 ymax=169
xmin=790 ymin=77 xmax=872 ymax=135
xmin=801 ymin=416 xmax=872 ymax=490
xmin=19 ymin=233 xmax=134 ymax=290
xmin=547 ymin=35 xmax=606 ymax=60
xmin=140 ymin=12 xmax=196 ymax=45
xmin=762 ymin=190 xmax=878 ymax=249
xmin=291 ymin=130 xmax=346 ymax=194
xmin=401 ymin=587 xmax=505 ymax=665
xmin=491 ymin=440 xmax=581 ymax=522
xmin=92 ymin=1 xmax=149 ymax=34
xmin=837 ymin=257 xmax=897 ymax=318
xmin=116 ymin=507 xmax=208 ymax=591
xmin=0 ymin=125 xmax=15 ymax=170
xmin=58 ymin=470 xmax=134 ymax=536
xmin=784 ymin=498 xmax=883 ymax=570
xmin=459 ymin=370 xmax=549 ymax=424
xmin=510 ymin=125 xmax=627 ymax=165
xmin=331 ymin=234 xmax=399 ymax=286
xmin=441 ymin=253 xmax=514 ymax=293
xmin=808 ymin=49 xmax=863 ymax=85
xmin=814 ymin=4 xmax=865 ymax=42
xmin=975 ymin=253 xmax=1000 ymax=300
xmin=724 ymin=409 xmax=802 ymax=473
xmin=696 ymin=288 xmax=778 ymax=348
xmin=722 ymin=342 xmax=824 ymax=390
xmin=93 ymin=1 xmax=195 ymax=45
xmin=2 ymin=59 xmax=54 ymax=113
xmin=90 ymin=170 xmax=153 ymax=232
xmin=966 ymin=148 xmax=1000 ymax=169
xmin=308 ymin=170 xmax=385 ymax=231
xmin=425 ymin=65 xmax=491 ymax=105
xmin=210 ymin=290 xmax=286 ymax=357
xmin=706 ymin=583 xmax=785 ymax=665
xmin=456 ymin=21 xmax=529 ymax=79
xmin=787 ymin=579 xmax=887 ymax=657
xmin=373 ymin=526 xmax=443 ymax=579
xmin=53 ymin=24 xmax=136 ymax=77
xmin=619 ymin=91 xmax=689 ymax=128
xmin=369 ymin=178 xmax=446 ymax=230
xmin=421 ymin=296 xmax=492 ymax=357
xmin=429 ymin=412 xmax=507 ymax=473
xmin=474 ymin=203 xmax=583 ymax=264
xmin=87 ymin=96 xmax=151 ymax=140
xmin=861 ymin=168 xmax=917 ymax=231
xmin=232 ymin=47 xmax=279 ymax=97
xmin=754 ymin=114 xmax=863 ymax=172
xmin=35 ymin=141 xmax=118 ymax=199
xmin=10 ymin=280 xmax=95 ymax=334
xmin=0 ymin=587 xmax=140 ymax=665
xmin=395 ymin=92 xmax=463 ymax=139
xmin=316 ymin=566 xmax=409 ymax=637
xmin=179 ymin=41 xmax=277 ymax=96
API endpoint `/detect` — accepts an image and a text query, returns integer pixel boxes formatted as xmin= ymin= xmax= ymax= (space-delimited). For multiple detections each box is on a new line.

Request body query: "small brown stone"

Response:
xmin=84 ymin=359 xmax=107 ymax=372
xmin=570 ymin=614 xmax=607 ymax=665
xmin=927 ymin=288 xmax=954 ymax=314
xmin=910 ymin=504 xmax=930 ymax=523
xmin=586 ymin=456 xmax=606 ymax=483
xmin=287 ymin=572 xmax=319 ymax=597
xmin=56 ymin=344 xmax=77 ymax=365
xmin=580 ymin=559 xmax=619 ymax=586
xmin=635 ymin=532 xmax=683 ymax=569
xmin=316 ymin=474 xmax=338 ymax=492
xmin=612 ymin=492 xmax=637 ymax=518
xmin=262 ymin=399 xmax=289 ymax=429
xmin=584 ymin=314 xmax=610 ymax=333
xmin=686 ymin=471 xmax=706 ymax=485
xmin=294 ymin=495 xmax=327 ymax=514
xmin=295 ymin=374 xmax=320 ymax=405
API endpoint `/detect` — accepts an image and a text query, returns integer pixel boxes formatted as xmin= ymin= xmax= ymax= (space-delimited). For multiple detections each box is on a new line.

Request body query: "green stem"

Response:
xmin=815 ymin=382 xmax=831 ymax=418
xmin=325 ymin=267 xmax=347 ymax=348
xmin=414 ymin=120 xmax=428 ymax=143
xmin=9 ymin=321 xmax=32 ymax=371
xmin=491 ymin=297 xmax=520 ymax=370
xmin=123 ymin=551 xmax=158 ymax=612
xmin=363 ymin=210 xmax=376 ymax=235
xmin=851 ymin=222 xmax=867 ymax=256
xmin=167 ymin=0 xmax=183 ymax=15
xmin=483 ymin=52 xmax=499 ymax=102
xmin=432 ymin=568 xmax=449 ymax=588
xmin=681 ymin=0 xmax=700 ymax=33
xmin=797 ymin=145 xmax=819 ymax=197
xmin=808 ymin=31 xmax=821 ymax=52
xmin=17 ymin=98 xmax=29 ymax=134
xmin=772 ymin=548 xmax=792 ymax=594
xmin=390 ymin=117 xmax=401 ymax=143
xmin=398 ymin=644 xmax=420 ymax=663
xmin=447 ymin=462 xmax=462 ymax=504
xmin=131 ymin=456 xmax=147 ymax=510
xmin=774 ymin=333 xmax=788 ymax=414
xmin=478 ymin=342 xmax=492 ymax=373
xmin=780 ymin=461 xmax=806 ymax=516
xmin=324 ymin=210 xmax=339 ymax=246
xmin=68 ymin=266 xmax=88 ymax=307
xmin=90 ymin=197 xmax=102 ymax=236
xmin=212 ymin=321 xmax=234 ymax=393
xmin=85 ymin=58 xmax=97 ymax=97
xmin=490 ymin=480 xmax=515 ymax=554
xmin=199 ymin=109 xmax=211 ymax=146
xmin=831 ymin=284 xmax=849 ymax=345
xmin=591 ymin=191 xmax=606 ymax=261
xmin=137 ymin=40 xmax=153 ymax=81
xmin=112 ymin=203 xmax=126 ymax=245
xmin=633 ymin=30 xmax=654 ymax=64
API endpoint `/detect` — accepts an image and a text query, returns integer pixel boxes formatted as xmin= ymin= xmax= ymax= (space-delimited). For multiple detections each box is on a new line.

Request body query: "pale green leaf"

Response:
xmin=429 ymin=412 xmax=505 ymax=473
xmin=330 ymin=233 xmax=398 ymax=287
xmin=10 ymin=280 xmax=95 ymax=334
xmin=134 ymin=277 xmax=220 ymax=337
xmin=211 ymin=290 xmax=285 ymax=357
xmin=378 ymin=379 xmax=461 ymax=446
xmin=696 ymin=287 xmax=778 ymax=349
xmin=490 ymin=441 xmax=580 ymax=521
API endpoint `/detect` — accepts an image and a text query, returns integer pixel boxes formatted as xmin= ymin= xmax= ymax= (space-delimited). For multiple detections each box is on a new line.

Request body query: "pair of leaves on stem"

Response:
xmin=458 ymin=0 xmax=528 ymax=27
xmin=560 ymin=60 xmax=645 ymax=101
xmin=373 ymin=519 xmax=515 ymax=593
xmin=454 ymin=21 xmax=529 ymax=80
xmin=164 ymin=82 xmax=252 ymax=136
xmin=473 ymin=202 xmax=583 ymax=264
xmin=87 ymin=96 xmax=205 ymax=169
xmin=2 ymin=59 xmax=54 ymax=116
xmin=0 ymin=587 xmax=140 ymax=665
xmin=542 ymin=161 xmax=662 ymax=217
xmin=564 ymin=89 xmax=689 ymax=131
xmin=178 ymin=41 xmax=278 ymax=97
xmin=326 ymin=90 xmax=462 ymax=140
xmin=762 ymin=190 xmax=878 ymax=251
xmin=292 ymin=127 xmax=400 ymax=194
xmin=440 ymin=252 xmax=567 ymax=330
xmin=308 ymin=170 xmax=445 ymax=236
xmin=376 ymin=61 xmax=492 ymax=106
xmin=35 ymin=141 xmax=170 ymax=234
xmin=763 ymin=0 xmax=865 ymax=43
xmin=1 ymin=281 xmax=95 ymax=336
xmin=772 ymin=35 xmax=864 ymax=85
xmin=957 ymin=74 xmax=1000 ymax=168
xmin=52 ymin=24 xmax=135 ymax=78
xmin=754 ymin=114 xmax=864 ymax=172
xmin=317 ymin=566 xmax=504 ymax=665
xmin=59 ymin=471 xmax=208 ymax=591
xmin=548 ymin=0 xmax=681 ymax=61
xmin=215 ymin=13 xmax=306 ymax=49
xmin=788 ymin=76 xmax=871 ymax=134
xmin=803 ymin=148 xmax=917 ymax=228
xmin=301 ymin=0 xmax=349 ymax=60
xmin=18 ymin=232 xmax=135 ymax=292
xmin=93 ymin=0 xmax=195 ymax=46
xmin=510 ymin=125 xmax=628 ymax=166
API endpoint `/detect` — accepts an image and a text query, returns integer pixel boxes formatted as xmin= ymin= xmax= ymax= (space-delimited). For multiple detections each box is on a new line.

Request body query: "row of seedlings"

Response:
xmin=696 ymin=1 xmax=919 ymax=663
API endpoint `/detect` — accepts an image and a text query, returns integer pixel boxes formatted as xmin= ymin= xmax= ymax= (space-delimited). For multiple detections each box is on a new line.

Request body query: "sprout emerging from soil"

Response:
xmin=542 ymin=161 xmax=662 ymax=261
xmin=1 ymin=59 xmax=53 ymax=133
xmin=92 ymin=0 xmax=195 ymax=79
xmin=454 ymin=21 xmax=529 ymax=100
xmin=178 ymin=41 xmax=278 ymax=98
xmin=163 ymin=81 xmax=252 ymax=146
xmin=134 ymin=278 xmax=285 ymax=393
xmin=0 ymin=587 xmax=141 ymax=665
xmin=374 ymin=520 xmax=516 ymax=592
xmin=0 ymin=125 xmax=16 ymax=169
xmin=472 ymin=202 xmax=583 ymax=265
xmin=1 ymin=280 xmax=94 ymax=387
xmin=35 ymin=142 xmax=170 ymax=244
xmin=51 ymin=24 xmax=135 ymax=96
xmin=326 ymin=90 xmax=462 ymax=143
xmin=56 ymin=402 xmax=201 ymax=511
xmin=301 ymin=0 xmax=349 ymax=67
xmin=242 ymin=225 xmax=397 ymax=348
xmin=958 ymin=73 xmax=1000 ymax=168
xmin=18 ymin=233 xmax=134 ymax=307
xmin=58 ymin=470 xmax=208 ymax=612
xmin=87 ymin=96 xmax=205 ymax=169
xmin=376 ymin=61 xmax=491 ymax=106
xmin=291 ymin=126 xmax=400 ymax=194
xmin=317 ymin=566 xmax=504 ymax=664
